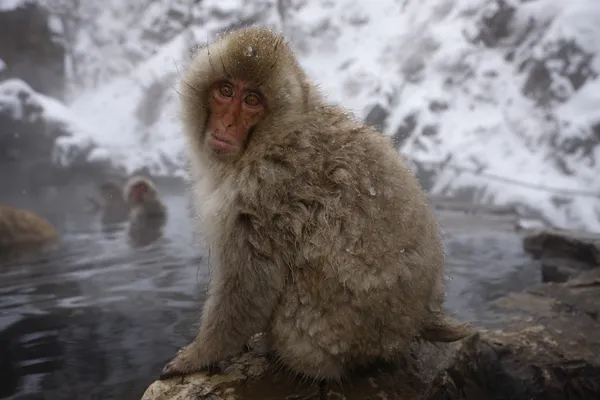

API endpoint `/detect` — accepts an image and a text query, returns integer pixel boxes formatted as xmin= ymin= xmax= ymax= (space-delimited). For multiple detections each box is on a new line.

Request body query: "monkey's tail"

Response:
xmin=420 ymin=311 xmax=475 ymax=343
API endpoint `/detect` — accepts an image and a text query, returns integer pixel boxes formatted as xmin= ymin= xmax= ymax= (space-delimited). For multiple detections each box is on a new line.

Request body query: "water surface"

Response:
xmin=0 ymin=186 xmax=538 ymax=400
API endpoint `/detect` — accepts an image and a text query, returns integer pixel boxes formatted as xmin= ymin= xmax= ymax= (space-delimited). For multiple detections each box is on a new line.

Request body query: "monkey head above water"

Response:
xmin=161 ymin=26 xmax=473 ymax=382
xmin=123 ymin=176 xmax=167 ymax=247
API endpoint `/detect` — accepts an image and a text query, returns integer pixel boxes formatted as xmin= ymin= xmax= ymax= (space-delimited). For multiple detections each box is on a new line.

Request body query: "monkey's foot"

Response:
xmin=159 ymin=343 xmax=219 ymax=380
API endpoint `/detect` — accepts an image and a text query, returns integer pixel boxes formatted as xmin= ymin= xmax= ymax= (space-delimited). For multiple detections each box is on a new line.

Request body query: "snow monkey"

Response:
xmin=160 ymin=26 xmax=472 ymax=381
xmin=123 ymin=175 xmax=167 ymax=246
xmin=92 ymin=180 xmax=130 ymax=225
xmin=0 ymin=205 xmax=58 ymax=248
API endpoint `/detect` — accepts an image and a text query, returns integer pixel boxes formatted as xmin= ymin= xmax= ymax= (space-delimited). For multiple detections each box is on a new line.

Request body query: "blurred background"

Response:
xmin=0 ymin=0 xmax=598 ymax=399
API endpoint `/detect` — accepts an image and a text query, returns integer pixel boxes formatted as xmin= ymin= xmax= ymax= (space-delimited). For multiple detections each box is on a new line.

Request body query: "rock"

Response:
xmin=0 ymin=1 xmax=66 ymax=100
xmin=523 ymin=228 xmax=600 ymax=282
xmin=363 ymin=103 xmax=390 ymax=133
xmin=142 ymin=344 xmax=455 ymax=400
xmin=429 ymin=267 xmax=600 ymax=399
xmin=141 ymin=268 xmax=600 ymax=400
xmin=0 ymin=78 xmax=125 ymax=197
xmin=391 ymin=112 xmax=418 ymax=149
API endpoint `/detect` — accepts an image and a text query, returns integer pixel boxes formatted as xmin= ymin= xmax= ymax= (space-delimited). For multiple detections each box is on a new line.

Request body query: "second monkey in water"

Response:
xmin=161 ymin=27 xmax=473 ymax=381
xmin=123 ymin=176 xmax=167 ymax=247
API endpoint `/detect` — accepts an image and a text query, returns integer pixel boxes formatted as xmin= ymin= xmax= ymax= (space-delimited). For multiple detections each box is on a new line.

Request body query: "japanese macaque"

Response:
xmin=123 ymin=175 xmax=167 ymax=247
xmin=89 ymin=181 xmax=130 ymax=225
xmin=160 ymin=27 xmax=473 ymax=382
xmin=0 ymin=205 xmax=58 ymax=249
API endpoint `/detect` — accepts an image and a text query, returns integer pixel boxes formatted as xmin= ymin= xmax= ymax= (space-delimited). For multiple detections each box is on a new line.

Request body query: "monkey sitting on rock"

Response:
xmin=123 ymin=175 xmax=167 ymax=247
xmin=160 ymin=27 xmax=473 ymax=383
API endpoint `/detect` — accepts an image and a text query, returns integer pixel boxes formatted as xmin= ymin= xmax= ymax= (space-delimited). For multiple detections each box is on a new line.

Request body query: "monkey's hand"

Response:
xmin=160 ymin=341 xmax=222 ymax=380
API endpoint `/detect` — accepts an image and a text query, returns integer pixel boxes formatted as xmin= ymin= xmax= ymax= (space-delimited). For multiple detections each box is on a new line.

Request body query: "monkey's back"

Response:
xmin=0 ymin=205 xmax=58 ymax=247
xmin=237 ymin=106 xmax=447 ymax=372
xmin=129 ymin=200 xmax=167 ymax=230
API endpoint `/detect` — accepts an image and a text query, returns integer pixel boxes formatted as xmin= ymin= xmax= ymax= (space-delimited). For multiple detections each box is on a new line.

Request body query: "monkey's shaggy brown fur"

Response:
xmin=161 ymin=26 xmax=472 ymax=381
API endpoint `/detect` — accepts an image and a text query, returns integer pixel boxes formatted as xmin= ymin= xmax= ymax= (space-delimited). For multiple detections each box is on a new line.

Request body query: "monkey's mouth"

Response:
xmin=208 ymin=134 xmax=238 ymax=153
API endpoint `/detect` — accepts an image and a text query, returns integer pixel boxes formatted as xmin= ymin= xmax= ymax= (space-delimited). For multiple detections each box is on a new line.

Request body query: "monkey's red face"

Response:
xmin=206 ymin=80 xmax=265 ymax=157
xmin=129 ymin=182 xmax=149 ymax=204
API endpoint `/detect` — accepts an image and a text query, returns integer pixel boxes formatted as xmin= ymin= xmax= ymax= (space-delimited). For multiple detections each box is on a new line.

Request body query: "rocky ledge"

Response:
xmin=523 ymin=228 xmax=600 ymax=283
xmin=142 ymin=229 xmax=600 ymax=400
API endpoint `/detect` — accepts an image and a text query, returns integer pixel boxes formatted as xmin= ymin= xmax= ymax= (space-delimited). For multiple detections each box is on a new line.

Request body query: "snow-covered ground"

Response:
xmin=17 ymin=0 xmax=600 ymax=230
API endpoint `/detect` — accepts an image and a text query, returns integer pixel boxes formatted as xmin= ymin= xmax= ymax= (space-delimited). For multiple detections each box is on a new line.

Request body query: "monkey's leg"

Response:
xmin=160 ymin=257 xmax=285 ymax=379
xmin=272 ymin=322 xmax=345 ymax=381
xmin=244 ymin=332 xmax=274 ymax=354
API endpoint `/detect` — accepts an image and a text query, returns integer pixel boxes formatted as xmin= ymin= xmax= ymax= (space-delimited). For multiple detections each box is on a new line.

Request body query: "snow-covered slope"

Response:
xmin=58 ymin=0 xmax=600 ymax=230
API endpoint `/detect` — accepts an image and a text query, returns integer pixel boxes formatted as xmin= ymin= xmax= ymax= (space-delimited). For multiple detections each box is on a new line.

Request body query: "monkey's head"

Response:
xmin=124 ymin=176 xmax=158 ymax=206
xmin=181 ymin=26 xmax=316 ymax=163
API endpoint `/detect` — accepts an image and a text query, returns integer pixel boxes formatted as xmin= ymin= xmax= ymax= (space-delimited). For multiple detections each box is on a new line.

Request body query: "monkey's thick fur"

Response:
xmin=166 ymin=27 xmax=472 ymax=380
xmin=0 ymin=205 xmax=58 ymax=247
xmin=123 ymin=176 xmax=167 ymax=234
xmin=96 ymin=181 xmax=130 ymax=224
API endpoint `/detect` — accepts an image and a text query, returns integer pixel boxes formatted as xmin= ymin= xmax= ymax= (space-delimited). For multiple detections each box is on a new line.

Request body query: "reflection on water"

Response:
xmin=0 ymin=187 xmax=538 ymax=400
xmin=438 ymin=211 xmax=540 ymax=322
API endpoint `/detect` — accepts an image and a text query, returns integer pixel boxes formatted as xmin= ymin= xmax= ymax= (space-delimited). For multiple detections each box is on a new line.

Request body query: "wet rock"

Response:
xmin=142 ymin=344 xmax=454 ymax=400
xmin=141 ymin=268 xmax=600 ymax=400
xmin=429 ymin=268 xmax=600 ymax=399
xmin=0 ymin=1 xmax=66 ymax=100
xmin=523 ymin=228 xmax=600 ymax=282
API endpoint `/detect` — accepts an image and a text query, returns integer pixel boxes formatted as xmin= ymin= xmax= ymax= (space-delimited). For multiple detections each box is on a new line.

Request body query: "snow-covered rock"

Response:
xmin=0 ymin=78 xmax=122 ymax=194
xmin=51 ymin=0 xmax=600 ymax=231
xmin=0 ymin=0 xmax=66 ymax=99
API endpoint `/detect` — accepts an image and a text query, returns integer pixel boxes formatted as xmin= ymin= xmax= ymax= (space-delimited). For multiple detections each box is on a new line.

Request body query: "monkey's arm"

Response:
xmin=160 ymin=213 xmax=286 ymax=379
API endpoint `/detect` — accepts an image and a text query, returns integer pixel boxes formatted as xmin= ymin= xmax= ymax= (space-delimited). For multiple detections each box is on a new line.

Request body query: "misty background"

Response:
xmin=0 ymin=0 xmax=598 ymax=399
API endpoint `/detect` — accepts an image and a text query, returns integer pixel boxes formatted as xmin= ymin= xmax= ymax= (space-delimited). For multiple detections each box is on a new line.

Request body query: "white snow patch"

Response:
xmin=63 ymin=0 xmax=600 ymax=231
xmin=0 ymin=0 xmax=23 ymax=11
xmin=0 ymin=79 xmax=108 ymax=167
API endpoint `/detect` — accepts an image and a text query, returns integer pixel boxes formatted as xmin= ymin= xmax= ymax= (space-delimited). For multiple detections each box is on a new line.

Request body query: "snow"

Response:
xmin=0 ymin=0 xmax=23 ymax=12
xmin=0 ymin=78 xmax=99 ymax=166
xmin=33 ymin=0 xmax=600 ymax=231
xmin=0 ymin=79 xmax=37 ymax=120
xmin=68 ymin=33 xmax=190 ymax=177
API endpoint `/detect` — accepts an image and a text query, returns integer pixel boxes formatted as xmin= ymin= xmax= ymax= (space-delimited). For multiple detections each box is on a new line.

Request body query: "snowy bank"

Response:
xmin=64 ymin=0 xmax=600 ymax=231
xmin=0 ymin=78 xmax=122 ymax=193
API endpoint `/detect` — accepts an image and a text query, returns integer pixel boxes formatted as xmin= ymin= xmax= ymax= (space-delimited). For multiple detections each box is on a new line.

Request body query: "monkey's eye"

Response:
xmin=244 ymin=93 xmax=260 ymax=107
xmin=218 ymin=83 xmax=233 ymax=98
